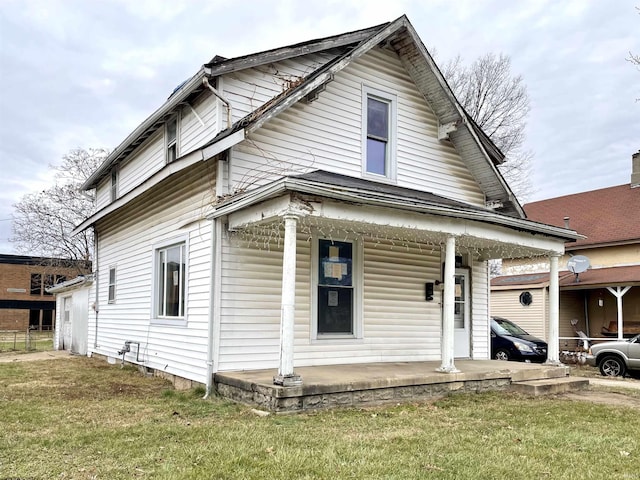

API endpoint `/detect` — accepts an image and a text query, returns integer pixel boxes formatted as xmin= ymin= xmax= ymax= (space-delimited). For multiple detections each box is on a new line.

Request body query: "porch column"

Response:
xmin=607 ymin=286 xmax=631 ymax=340
xmin=437 ymin=235 xmax=459 ymax=373
xmin=545 ymin=253 xmax=561 ymax=365
xmin=273 ymin=214 xmax=302 ymax=386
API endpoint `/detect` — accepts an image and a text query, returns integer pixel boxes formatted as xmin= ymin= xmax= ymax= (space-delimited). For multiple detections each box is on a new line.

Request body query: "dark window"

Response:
xmin=29 ymin=309 xmax=41 ymax=328
xmin=317 ymin=239 xmax=353 ymax=334
xmin=519 ymin=291 xmax=533 ymax=306
xmin=366 ymin=97 xmax=389 ymax=176
xmin=110 ymin=168 xmax=118 ymax=201
xmin=157 ymin=243 xmax=185 ymax=318
xmin=43 ymin=274 xmax=54 ymax=296
xmin=30 ymin=274 xmax=42 ymax=295
xmin=108 ymin=267 xmax=116 ymax=303
xmin=166 ymin=117 xmax=178 ymax=163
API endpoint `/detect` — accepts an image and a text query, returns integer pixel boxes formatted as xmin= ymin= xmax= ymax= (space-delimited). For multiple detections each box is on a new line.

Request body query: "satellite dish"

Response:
xmin=567 ymin=255 xmax=590 ymax=274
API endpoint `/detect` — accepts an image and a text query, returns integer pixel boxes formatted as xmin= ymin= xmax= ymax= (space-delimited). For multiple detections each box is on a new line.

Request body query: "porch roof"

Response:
xmin=491 ymin=265 xmax=640 ymax=290
xmin=211 ymin=170 xmax=580 ymax=253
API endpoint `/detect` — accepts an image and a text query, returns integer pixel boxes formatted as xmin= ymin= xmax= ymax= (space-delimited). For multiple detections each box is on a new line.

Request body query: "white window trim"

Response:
xmin=361 ymin=84 xmax=398 ymax=182
xmin=165 ymin=113 xmax=180 ymax=164
xmin=151 ymin=235 xmax=189 ymax=327
xmin=108 ymin=266 xmax=116 ymax=304
xmin=110 ymin=166 xmax=119 ymax=202
xmin=310 ymin=234 xmax=363 ymax=342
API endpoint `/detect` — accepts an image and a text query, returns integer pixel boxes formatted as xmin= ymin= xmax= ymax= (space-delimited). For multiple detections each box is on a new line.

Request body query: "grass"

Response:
xmin=1 ymin=358 xmax=638 ymax=480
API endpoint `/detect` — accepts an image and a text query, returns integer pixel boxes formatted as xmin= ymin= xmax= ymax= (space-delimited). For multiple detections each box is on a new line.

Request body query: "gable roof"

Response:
xmin=81 ymin=15 xmax=522 ymax=219
xmin=524 ymin=184 xmax=640 ymax=249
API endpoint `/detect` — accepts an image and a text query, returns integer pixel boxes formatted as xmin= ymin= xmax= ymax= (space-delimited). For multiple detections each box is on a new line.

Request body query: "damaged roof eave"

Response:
xmin=208 ymin=175 xmax=582 ymax=244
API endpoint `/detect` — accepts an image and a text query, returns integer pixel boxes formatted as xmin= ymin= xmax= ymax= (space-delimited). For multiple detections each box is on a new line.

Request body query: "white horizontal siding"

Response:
xmin=230 ymin=47 xmax=485 ymax=205
xmin=471 ymin=259 xmax=489 ymax=359
xmin=118 ymin=131 xmax=165 ymax=196
xmin=490 ymin=288 xmax=547 ymax=339
xmin=217 ymin=232 xmax=444 ymax=372
xmin=91 ymin=161 xmax=216 ymax=383
xmin=180 ymin=91 xmax=219 ymax=155
xmin=223 ymin=53 xmax=338 ymax=121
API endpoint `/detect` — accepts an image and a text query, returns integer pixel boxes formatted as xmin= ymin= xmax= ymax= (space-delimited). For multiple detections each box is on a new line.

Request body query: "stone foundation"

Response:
xmin=215 ymin=375 xmax=512 ymax=413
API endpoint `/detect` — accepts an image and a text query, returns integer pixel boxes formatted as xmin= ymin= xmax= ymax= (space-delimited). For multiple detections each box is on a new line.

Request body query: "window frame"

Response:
xmin=310 ymin=235 xmax=363 ymax=341
xmin=108 ymin=266 xmax=117 ymax=304
xmin=165 ymin=114 xmax=179 ymax=164
xmin=361 ymin=85 xmax=397 ymax=182
xmin=151 ymin=236 xmax=188 ymax=326
xmin=30 ymin=273 xmax=42 ymax=296
xmin=110 ymin=166 xmax=119 ymax=202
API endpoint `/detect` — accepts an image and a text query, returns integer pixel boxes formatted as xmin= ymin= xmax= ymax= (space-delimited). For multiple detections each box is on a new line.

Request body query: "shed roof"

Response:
xmin=491 ymin=264 xmax=640 ymax=289
xmin=524 ymin=184 xmax=640 ymax=249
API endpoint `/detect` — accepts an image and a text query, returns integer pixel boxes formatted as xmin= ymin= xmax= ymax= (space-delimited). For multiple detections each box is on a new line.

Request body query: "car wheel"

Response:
xmin=598 ymin=355 xmax=626 ymax=377
xmin=495 ymin=349 xmax=510 ymax=361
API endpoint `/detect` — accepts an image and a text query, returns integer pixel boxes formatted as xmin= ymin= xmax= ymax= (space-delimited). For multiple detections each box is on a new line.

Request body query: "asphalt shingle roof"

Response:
xmin=524 ymin=184 xmax=640 ymax=248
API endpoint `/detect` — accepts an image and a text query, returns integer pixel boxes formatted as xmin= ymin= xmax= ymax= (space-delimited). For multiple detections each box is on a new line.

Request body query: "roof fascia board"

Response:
xmin=82 ymin=68 xmax=207 ymax=190
xmin=244 ymin=17 xmax=409 ymax=135
xmin=204 ymin=24 xmax=388 ymax=77
xmin=209 ymin=175 xmax=580 ymax=242
xmin=399 ymin=22 xmax=523 ymax=217
xmin=73 ymin=129 xmax=245 ymax=235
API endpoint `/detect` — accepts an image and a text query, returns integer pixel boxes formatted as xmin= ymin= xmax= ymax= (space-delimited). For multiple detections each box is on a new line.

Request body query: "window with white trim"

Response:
xmin=312 ymin=238 xmax=362 ymax=339
xmin=362 ymin=85 xmax=397 ymax=180
xmin=110 ymin=167 xmax=118 ymax=202
xmin=108 ymin=267 xmax=116 ymax=304
xmin=166 ymin=115 xmax=178 ymax=164
xmin=154 ymin=241 xmax=186 ymax=322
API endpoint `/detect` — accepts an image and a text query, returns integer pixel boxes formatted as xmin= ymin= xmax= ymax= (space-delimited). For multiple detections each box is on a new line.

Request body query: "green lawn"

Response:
xmin=1 ymin=357 xmax=638 ymax=480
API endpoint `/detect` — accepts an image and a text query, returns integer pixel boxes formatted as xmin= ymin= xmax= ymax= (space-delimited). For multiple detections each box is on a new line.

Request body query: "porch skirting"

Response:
xmin=214 ymin=360 xmax=569 ymax=413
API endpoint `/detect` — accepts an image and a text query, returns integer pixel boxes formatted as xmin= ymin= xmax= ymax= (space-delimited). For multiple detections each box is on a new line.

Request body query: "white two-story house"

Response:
xmin=74 ymin=16 xmax=577 ymax=394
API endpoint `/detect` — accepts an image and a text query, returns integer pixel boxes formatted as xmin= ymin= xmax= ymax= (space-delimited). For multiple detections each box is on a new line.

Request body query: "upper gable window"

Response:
xmin=362 ymin=85 xmax=397 ymax=181
xmin=166 ymin=116 xmax=178 ymax=164
xmin=110 ymin=167 xmax=118 ymax=202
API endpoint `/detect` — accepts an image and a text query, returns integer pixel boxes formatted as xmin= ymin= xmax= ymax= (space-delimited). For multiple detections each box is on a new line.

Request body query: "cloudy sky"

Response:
xmin=0 ymin=0 xmax=638 ymax=254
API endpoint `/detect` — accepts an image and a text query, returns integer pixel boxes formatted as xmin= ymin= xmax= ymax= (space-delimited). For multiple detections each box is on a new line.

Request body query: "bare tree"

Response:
xmin=11 ymin=148 xmax=108 ymax=267
xmin=444 ymin=53 xmax=533 ymax=201
xmin=629 ymin=6 xmax=640 ymax=101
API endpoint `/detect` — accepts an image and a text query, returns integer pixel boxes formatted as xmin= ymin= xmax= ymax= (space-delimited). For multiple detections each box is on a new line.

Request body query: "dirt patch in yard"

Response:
xmin=561 ymin=390 xmax=640 ymax=409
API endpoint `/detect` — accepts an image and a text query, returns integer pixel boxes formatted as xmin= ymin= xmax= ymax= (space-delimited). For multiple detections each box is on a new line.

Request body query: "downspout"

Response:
xmin=203 ymin=77 xmax=233 ymax=129
xmin=93 ymin=228 xmax=99 ymax=349
xmin=204 ymin=217 xmax=222 ymax=398
xmin=204 ymin=218 xmax=216 ymax=398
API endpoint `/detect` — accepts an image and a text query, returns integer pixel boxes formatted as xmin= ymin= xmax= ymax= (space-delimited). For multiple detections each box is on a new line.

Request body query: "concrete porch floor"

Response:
xmin=214 ymin=360 xmax=570 ymax=413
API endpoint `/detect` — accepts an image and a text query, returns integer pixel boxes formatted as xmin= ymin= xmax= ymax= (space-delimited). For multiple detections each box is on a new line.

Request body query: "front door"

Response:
xmin=453 ymin=269 xmax=470 ymax=358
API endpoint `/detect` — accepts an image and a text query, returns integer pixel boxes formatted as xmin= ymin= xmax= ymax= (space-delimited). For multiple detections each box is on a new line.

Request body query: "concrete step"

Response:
xmin=511 ymin=376 xmax=589 ymax=396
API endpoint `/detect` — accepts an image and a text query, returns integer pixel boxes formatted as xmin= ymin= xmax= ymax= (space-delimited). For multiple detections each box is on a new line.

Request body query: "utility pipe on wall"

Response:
xmin=203 ymin=77 xmax=233 ymax=129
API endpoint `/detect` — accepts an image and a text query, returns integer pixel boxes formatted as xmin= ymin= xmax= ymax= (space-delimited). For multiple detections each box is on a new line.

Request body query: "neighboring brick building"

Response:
xmin=0 ymin=255 xmax=90 ymax=331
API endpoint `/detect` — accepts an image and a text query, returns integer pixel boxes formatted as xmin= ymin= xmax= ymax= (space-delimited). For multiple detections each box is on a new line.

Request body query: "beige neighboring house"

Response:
xmin=492 ymin=151 xmax=640 ymax=350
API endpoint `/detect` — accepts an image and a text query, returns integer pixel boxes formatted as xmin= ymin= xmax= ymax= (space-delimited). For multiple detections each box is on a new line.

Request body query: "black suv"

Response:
xmin=491 ymin=317 xmax=548 ymax=363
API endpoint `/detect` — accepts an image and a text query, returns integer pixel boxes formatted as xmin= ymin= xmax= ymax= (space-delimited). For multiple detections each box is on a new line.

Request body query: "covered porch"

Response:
xmin=208 ymin=171 xmax=580 ymax=395
xmin=214 ymin=360 xmax=572 ymax=412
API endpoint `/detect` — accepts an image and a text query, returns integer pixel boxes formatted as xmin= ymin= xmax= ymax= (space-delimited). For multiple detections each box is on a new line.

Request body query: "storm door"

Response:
xmin=453 ymin=269 xmax=471 ymax=358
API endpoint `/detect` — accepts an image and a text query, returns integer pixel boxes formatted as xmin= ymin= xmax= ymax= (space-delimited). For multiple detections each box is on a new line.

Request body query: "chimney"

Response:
xmin=563 ymin=216 xmax=570 ymax=229
xmin=632 ymin=150 xmax=640 ymax=188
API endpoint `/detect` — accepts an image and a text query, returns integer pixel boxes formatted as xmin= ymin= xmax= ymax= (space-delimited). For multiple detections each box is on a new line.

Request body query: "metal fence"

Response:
xmin=0 ymin=328 xmax=54 ymax=353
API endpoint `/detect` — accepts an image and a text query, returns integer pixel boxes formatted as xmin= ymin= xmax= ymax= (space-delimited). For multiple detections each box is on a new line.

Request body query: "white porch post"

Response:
xmin=273 ymin=214 xmax=302 ymax=386
xmin=607 ymin=286 xmax=631 ymax=340
xmin=545 ymin=253 xmax=561 ymax=365
xmin=437 ymin=236 xmax=459 ymax=373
